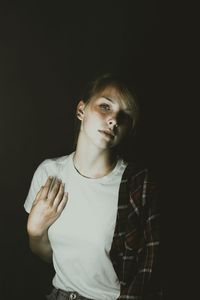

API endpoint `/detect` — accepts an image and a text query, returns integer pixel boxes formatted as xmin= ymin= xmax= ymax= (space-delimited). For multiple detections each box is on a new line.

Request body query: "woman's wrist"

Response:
xmin=27 ymin=226 xmax=49 ymax=239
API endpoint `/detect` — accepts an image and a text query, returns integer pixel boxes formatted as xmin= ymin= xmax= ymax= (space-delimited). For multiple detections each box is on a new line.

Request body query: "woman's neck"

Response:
xmin=73 ymin=142 xmax=117 ymax=179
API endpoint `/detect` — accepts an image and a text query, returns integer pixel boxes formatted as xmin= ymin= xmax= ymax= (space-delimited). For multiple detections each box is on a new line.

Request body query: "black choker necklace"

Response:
xmin=73 ymin=162 xmax=94 ymax=179
xmin=72 ymin=157 xmax=117 ymax=179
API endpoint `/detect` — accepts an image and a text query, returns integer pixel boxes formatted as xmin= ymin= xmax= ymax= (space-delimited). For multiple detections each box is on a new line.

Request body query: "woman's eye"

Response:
xmin=99 ymin=103 xmax=110 ymax=111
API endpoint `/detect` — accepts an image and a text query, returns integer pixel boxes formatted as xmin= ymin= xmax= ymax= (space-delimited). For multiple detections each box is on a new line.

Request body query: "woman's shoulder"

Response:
xmin=124 ymin=160 xmax=160 ymax=208
xmin=42 ymin=154 xmax=69 ymax=166
xmin=36 ymin=152 xmax=73 ymax=174
xmin=125 ymin=159 xmax=158 ymax=186
xmin=125 ymin=159 xmax=147 ymax=177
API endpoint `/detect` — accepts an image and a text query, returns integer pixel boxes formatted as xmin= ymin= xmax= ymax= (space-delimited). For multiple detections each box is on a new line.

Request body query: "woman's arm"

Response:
xmin=27 ymin=176 xmax=68 ymax=262
xmin=116 ymin=170 xmax=162 ymax=299
xmin=28 ymin=231 xmax=53 ymax=263
xmin=119 ymin=199 xmax=162 ymax=299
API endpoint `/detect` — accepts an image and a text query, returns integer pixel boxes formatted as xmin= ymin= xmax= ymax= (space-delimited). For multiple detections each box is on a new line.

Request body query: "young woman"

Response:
xmin=24 ymin=74 xmax=162 ymax=300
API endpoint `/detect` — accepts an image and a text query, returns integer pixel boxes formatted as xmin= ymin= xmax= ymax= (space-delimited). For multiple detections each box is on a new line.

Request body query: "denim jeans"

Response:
xmin=45 ymin=288 xmax=95 ymax=300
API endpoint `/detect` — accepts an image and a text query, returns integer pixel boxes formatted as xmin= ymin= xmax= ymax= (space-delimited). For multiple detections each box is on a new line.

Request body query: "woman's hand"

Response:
xmin=27 ymin=176 xmax=68 ymax=237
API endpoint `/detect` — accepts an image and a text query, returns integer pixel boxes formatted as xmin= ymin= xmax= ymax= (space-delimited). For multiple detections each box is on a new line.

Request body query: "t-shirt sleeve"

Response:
xmin=24 ymin=160 xmax=48 ymax=213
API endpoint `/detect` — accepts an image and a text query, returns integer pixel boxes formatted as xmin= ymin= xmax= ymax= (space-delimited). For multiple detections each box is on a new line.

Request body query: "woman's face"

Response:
xmin=77 ymin=86 xmax=133 ymax=150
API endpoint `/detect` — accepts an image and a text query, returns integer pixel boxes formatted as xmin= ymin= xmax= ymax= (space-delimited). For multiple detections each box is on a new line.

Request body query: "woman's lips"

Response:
xmin=98 ymin=130 xmax=115 ymax=139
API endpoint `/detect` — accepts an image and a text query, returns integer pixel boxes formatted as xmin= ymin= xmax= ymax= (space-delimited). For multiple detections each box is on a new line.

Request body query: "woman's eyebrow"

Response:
xmin=101 ymin=96 xmax=114 ymax=103
xmin=101 ymin=96 xmax=132 ymax=113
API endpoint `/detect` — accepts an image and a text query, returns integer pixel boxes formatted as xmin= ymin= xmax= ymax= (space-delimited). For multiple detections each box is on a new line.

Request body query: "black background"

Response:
xmin=0 ymin=1 xmax=194 ymax=299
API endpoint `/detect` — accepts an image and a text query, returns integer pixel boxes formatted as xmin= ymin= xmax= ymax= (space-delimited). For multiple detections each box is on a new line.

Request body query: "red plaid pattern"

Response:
xmin=110 ymin=163 xmax=163 ymax=299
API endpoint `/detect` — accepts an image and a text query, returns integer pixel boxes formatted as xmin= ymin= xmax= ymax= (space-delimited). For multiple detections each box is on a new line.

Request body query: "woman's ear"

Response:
xmin=76 ymin=100 xmax=86 ymax=121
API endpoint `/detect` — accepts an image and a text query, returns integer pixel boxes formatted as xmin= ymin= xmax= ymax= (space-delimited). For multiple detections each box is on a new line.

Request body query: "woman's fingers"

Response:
xmin=52 ymin=182 xmax=65 ymax=207
xmin=36 ymin=176 xmax=67 ymax=212
xmin=48 ymin=176 xmax=58 ymax=193
xmin=32 ymin=186 xmax=44 ymax=205
xmin=57 ymin=192 xmax=68 ymax=213
xmin=36 ymin=186 xmax=44 ymax=200
xmin=40 ymin=176 xmax=54 ymax=199
xmin=48 ymin=178 xmax=62 ymax=203
xmin=29 ymin=177 xmax=68 ymax=234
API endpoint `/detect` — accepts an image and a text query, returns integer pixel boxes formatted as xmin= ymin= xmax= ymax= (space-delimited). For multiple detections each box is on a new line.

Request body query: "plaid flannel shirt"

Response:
xmin=110 ymin=162 xmax=162 ymax=300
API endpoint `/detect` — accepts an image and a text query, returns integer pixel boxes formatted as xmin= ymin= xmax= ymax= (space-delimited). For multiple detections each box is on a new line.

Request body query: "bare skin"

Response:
xmin=27 ymin=86 xmax=133 ymax=262
xmin=74 ymin=86 xmax=133 ymax=178
xmin=27 ymin=176 xmax=68 ymax=262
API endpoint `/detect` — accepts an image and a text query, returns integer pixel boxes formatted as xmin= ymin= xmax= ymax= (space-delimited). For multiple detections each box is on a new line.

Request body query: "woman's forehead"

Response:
xmin=99 ymin=85 xmax=121 ymax=98
xmin=92 ymin=86 xmax=129 ymax=108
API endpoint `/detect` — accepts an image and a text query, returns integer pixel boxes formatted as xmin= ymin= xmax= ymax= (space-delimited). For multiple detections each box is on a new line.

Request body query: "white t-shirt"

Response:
xmin=24 ymin=152 xmax=127 ymax=300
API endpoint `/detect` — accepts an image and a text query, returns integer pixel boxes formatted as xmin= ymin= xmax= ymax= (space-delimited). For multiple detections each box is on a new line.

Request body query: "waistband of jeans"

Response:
xmin=52 ymin=287 xmax=94 ymax=300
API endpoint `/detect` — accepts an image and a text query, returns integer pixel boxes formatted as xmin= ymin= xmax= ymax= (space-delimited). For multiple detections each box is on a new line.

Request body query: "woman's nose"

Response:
xmin=107 ymin=115 xmax=118 ymax=128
